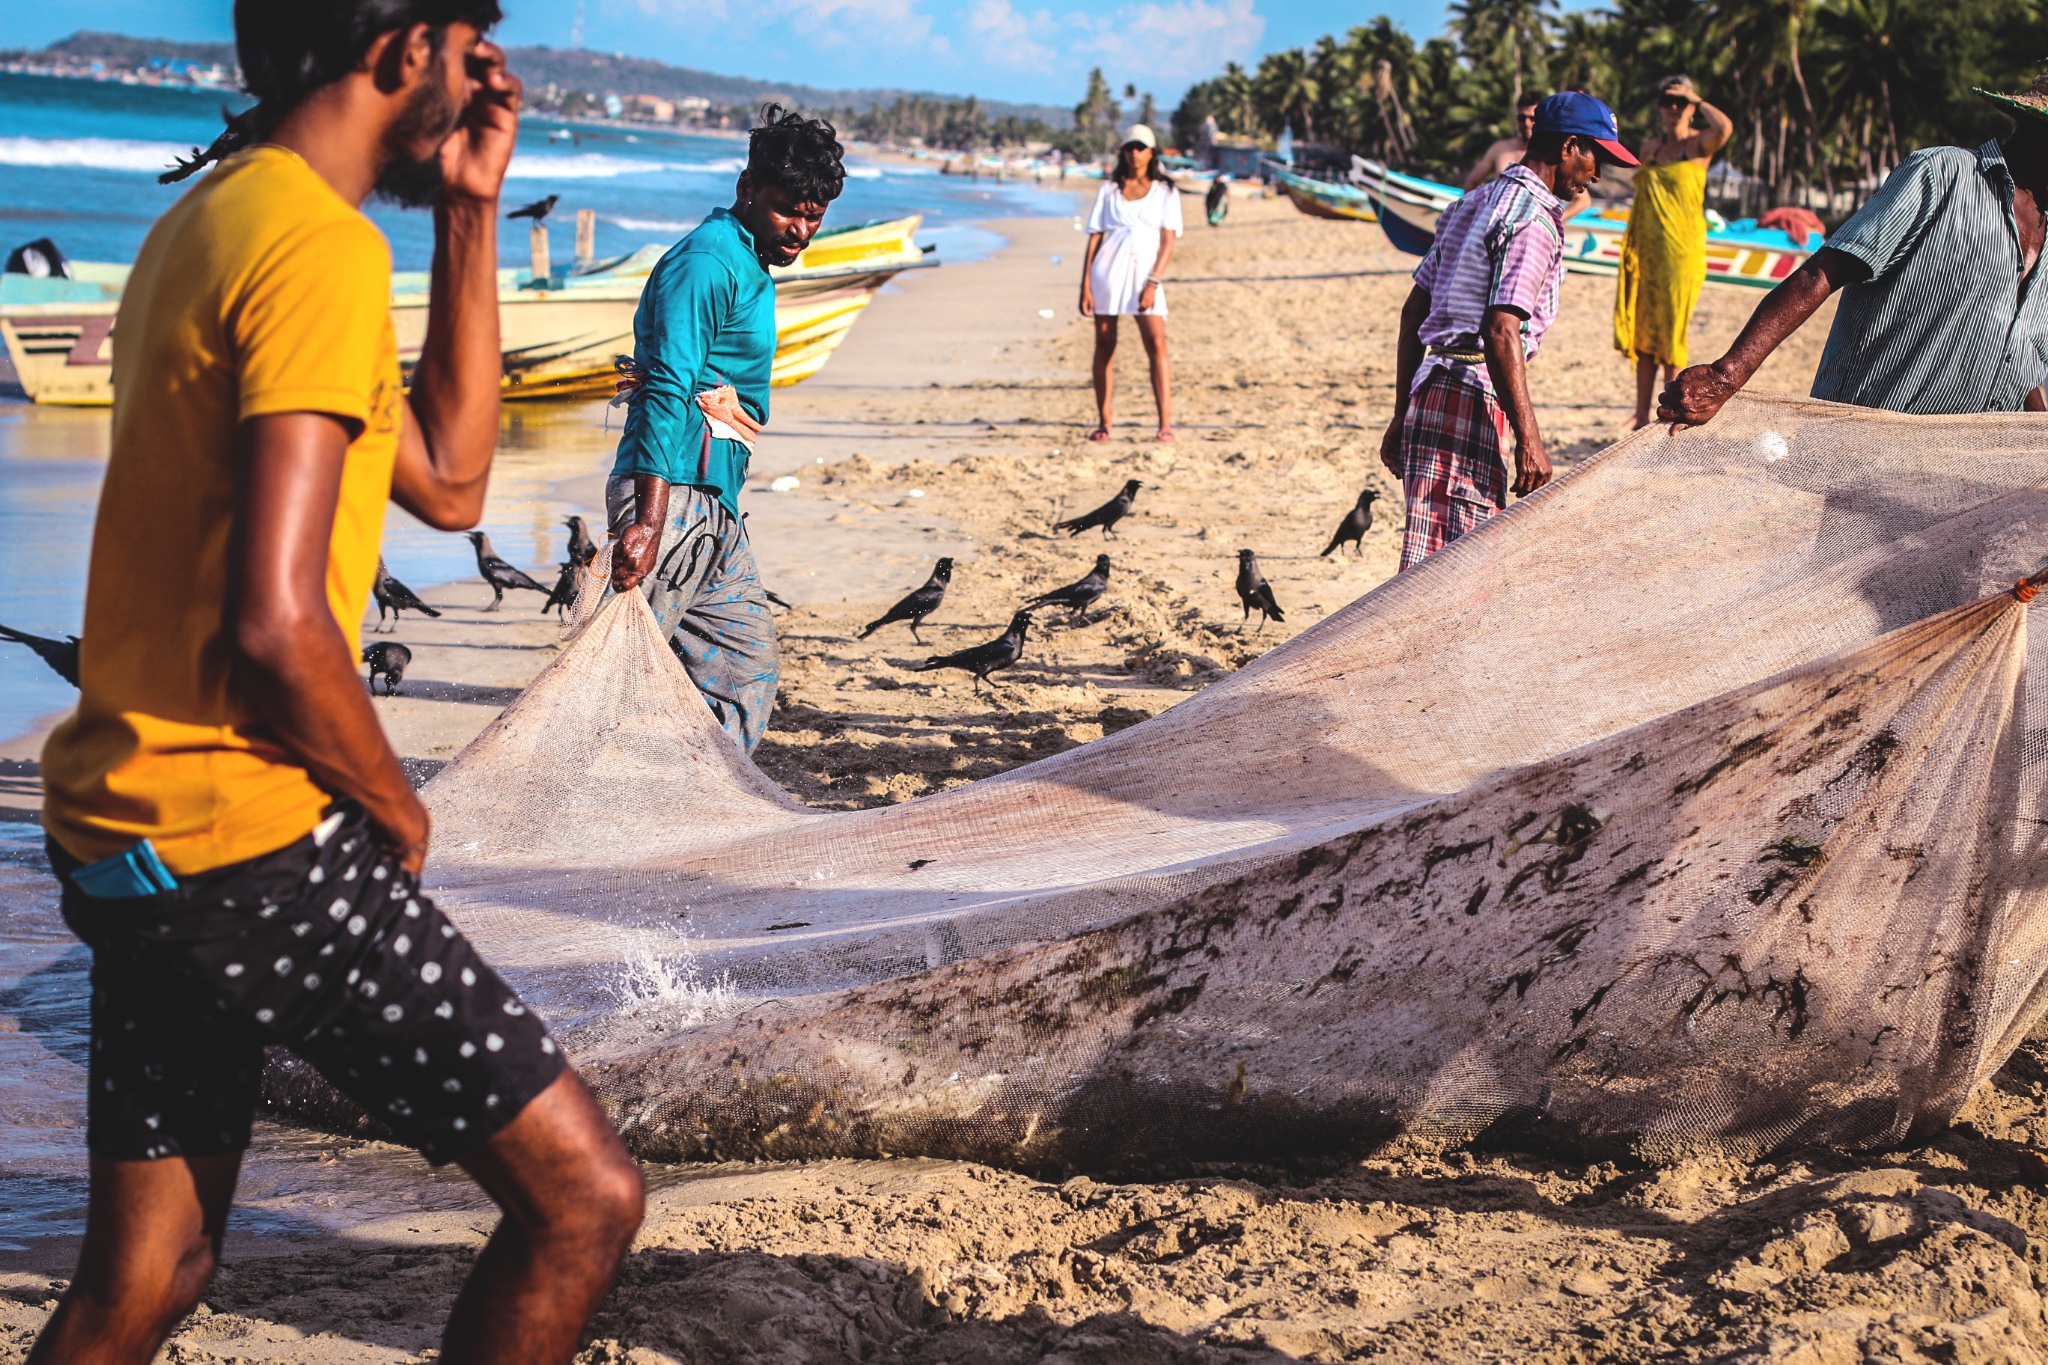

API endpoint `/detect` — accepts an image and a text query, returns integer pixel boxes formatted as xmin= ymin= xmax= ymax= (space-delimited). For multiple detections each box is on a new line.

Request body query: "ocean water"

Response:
xmin=0 ymin=71 xmax=1050 ymax=270
xmin=0 ymin=70 xmax=1065 ymax=741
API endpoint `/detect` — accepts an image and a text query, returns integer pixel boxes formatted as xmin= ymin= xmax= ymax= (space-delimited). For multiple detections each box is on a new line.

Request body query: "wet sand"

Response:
xmin=20 ymin=199 xmax=2048 ymax=1365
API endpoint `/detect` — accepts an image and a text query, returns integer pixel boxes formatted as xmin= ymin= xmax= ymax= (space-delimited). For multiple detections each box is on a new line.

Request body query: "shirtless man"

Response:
xmin=1467 ymin=91 xmax=1592 ymax=221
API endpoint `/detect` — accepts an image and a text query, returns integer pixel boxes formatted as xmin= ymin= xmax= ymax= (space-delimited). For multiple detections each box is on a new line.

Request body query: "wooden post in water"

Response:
xmin=575 ymin=209 xmax=596 ymax=267
xmin=529 ymin=221 xmax=551 ymax=288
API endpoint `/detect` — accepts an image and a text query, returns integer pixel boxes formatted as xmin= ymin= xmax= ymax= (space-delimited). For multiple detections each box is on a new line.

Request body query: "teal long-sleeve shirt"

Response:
xmin=610 ymin=207 xmax=775 ymax=516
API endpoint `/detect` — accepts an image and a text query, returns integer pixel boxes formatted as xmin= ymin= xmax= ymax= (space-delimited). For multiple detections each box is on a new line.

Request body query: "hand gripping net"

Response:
xmin=334 ymin=393 xmax=2048 ymax=1167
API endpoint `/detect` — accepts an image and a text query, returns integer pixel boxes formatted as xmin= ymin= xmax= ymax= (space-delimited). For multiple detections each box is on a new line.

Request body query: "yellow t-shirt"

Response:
xmin=42 ymin=146 xmax=403 ymax=875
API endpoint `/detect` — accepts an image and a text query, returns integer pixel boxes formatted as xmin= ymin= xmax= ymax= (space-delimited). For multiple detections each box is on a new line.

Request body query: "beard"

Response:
xmin=372 ymin=72 xmax=460 ymax=209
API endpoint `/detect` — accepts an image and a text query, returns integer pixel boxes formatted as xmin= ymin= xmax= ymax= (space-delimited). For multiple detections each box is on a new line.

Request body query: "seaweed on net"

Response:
xmin=274 ymin=392 xmax=2048 ymax=1169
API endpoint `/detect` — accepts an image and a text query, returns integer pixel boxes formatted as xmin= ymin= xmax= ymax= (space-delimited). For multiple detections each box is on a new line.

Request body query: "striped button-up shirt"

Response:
xmin=1411 ymin=164 xmax=1564 ymax=396
xmin=1813 ymin=140 xmax=2048 ymax=413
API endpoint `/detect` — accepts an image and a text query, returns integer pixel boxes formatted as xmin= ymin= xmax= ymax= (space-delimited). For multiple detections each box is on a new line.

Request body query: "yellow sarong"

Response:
xmin=1613 ymin=159 xmax=1707 ymax=368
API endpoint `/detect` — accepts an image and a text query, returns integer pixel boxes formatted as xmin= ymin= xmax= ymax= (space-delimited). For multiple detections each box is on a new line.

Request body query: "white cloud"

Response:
xmin=1071 ymin=0 xmax=1264 ymax=87
xmin=967 ymin=0 xmax=1060 ymax=70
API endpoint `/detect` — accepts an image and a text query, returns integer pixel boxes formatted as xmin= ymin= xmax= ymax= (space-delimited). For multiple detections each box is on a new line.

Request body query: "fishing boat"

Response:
xmin=1 ymin=214 xmax=934 ymax=406
xmin=1349 ymin=156 xmax=1818 ymax=289
xmin=1266 ymin=163 xmax=1379 ymax=223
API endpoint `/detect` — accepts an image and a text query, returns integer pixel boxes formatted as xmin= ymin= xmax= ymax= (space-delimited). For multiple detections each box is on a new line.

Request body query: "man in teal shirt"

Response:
xmin=608 ymin=105 xmax=844 ymax=749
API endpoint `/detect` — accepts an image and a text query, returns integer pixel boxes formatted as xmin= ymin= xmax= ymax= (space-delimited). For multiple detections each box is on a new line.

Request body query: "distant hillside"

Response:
xmin=508 ymin=46 xmax=1069 ymax=126
xmin=31 ymin=32 xmax=1070 ymax=127
xmin=46 ymin=31 xmax=235 ymax=67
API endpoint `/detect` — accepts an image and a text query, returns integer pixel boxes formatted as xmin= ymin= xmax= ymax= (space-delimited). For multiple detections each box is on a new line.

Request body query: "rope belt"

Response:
xmin=1425 ymin=344 xmax=1486 ymax=364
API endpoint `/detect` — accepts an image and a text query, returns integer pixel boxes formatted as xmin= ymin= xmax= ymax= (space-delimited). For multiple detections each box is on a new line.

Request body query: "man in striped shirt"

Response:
xmin=1380 ymin=93 xmax=1636 ymax=569
xmin=1661 ymin=74 xmax=2048 ymax=423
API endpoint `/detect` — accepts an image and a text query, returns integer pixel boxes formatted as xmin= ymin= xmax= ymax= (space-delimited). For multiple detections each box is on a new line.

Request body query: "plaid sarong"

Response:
xmin=1397 ymin=364 xmax=1510 ymax=571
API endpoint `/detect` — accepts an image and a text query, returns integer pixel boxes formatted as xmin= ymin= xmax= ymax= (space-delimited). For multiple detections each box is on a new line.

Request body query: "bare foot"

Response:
xmin=1154 ymin=428 xmax=1175 ymax=443
xmin=1624 ymin=413 xmax=1651 ymax=432
xmin=1089 ymin=427 xmax=1111 ymax=442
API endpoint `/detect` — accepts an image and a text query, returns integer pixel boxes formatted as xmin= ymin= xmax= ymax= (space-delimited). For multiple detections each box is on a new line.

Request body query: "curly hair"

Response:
xmin=746 ymin=104 xmax=846 ymax=205
xmin=162 ymin=0 xmax=503 ymax=183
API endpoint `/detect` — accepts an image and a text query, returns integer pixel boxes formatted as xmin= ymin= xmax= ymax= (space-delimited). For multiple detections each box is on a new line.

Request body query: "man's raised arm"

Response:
xmin=391 ymin=40 xmax=520 ymax=532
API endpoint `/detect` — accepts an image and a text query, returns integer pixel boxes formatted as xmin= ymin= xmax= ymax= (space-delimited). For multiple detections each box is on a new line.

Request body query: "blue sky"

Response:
xmin=0 ymin=1 xmax=1465 ymax=107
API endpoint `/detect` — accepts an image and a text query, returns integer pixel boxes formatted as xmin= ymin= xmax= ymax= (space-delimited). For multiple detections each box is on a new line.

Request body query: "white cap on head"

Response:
xmin=1122 ymin=124 xmax=1157 ymax=149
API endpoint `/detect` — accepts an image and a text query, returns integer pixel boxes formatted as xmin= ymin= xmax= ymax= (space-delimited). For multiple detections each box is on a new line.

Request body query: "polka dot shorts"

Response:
xmin=51 ymin=805 xmax=564 ymax=1165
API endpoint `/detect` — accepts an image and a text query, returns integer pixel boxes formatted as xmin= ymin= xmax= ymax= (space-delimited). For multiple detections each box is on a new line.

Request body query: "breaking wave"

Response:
xmin=0 ymin=136 xmax=189 ymax=174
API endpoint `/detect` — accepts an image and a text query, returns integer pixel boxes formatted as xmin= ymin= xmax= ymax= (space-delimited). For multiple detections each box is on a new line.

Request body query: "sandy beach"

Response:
xmin=21 ymin=194 xmax=2048 ymax=1365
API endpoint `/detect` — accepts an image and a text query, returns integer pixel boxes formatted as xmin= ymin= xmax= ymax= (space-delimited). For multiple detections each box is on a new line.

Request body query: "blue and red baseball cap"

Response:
xmin=1532 ymin=92 xmax=1639 ymax=166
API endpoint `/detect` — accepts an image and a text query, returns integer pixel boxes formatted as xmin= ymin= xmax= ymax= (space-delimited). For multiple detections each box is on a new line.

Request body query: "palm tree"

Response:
xmin=1452 ymin=0 xmax=1559 ymax=114
xmin=1255 ymin=48 xmax=1321 ymax=142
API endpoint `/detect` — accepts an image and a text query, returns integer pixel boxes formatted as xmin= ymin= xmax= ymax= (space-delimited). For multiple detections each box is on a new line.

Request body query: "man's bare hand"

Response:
xmin=1379 ymin=418 xmax=1405 ymax=480
xmin=611 ymin=522 xmax=660 ymax=593
xmin=439 ymin=39 xmax=521 ymax=207
xmin=1657 ymin=363 xmax=1742 ymax=427
xmin=694 ymin=384 xmax=762 ymax=442
xmin=1511 ymin=438 xmax=1552 ymax=497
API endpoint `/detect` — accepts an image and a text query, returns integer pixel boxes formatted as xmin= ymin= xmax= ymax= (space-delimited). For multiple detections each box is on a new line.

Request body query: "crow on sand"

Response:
xmin=1025 ymin=554 xmax=1111 ymax=618
xmin=0 ymin=623 xmax=79 ymax=686
xmin=464 ymin=532 xmax=550 ymax=610
xmin=860 ymin=558 xmax=952 ymax=643
xmin=372 ymin=558 xmax=440 ymax=631
xmin=362 ymin=641 xmax=412 ymax=696
xmin=916 ymin=609 xmax=1032 ymax=692
xmin=541 ymin=561 xmax=579 ymax=618
xmin=1053 ymin=479 xmax=1142 ymax=540
xmin=1320 ymin=489 xmax=1381 ymax=558
xmin=506 ymin=194 xmax=559 ymax=222
xmin=564 ymin=515 xmax=597 ymax=567
xmin=1235 ymin=549 xmax=1284 ymax=632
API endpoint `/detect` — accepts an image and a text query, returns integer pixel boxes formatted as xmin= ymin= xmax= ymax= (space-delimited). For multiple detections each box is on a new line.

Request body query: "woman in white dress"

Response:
xmin=1079 ymin=124 xmax=1184 ymax=442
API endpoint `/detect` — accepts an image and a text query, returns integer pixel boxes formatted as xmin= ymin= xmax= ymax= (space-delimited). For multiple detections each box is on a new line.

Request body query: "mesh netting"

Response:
xmin=379 ymin=392 xmax=2048 ymax=1167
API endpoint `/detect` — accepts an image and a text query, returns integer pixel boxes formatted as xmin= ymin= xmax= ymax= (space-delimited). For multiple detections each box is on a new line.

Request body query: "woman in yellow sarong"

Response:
xmin=1615 ymin=75 xmax=1733 ymax=428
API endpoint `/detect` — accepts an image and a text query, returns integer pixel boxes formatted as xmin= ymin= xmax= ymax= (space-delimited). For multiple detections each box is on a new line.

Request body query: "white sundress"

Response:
xmin=1086 ymin=179 xmax=1185 ymax=316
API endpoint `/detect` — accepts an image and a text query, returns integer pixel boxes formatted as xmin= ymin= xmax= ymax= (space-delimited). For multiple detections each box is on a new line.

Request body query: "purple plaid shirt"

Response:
xmin=1411 ymin=165 xmax=1565 ymax=396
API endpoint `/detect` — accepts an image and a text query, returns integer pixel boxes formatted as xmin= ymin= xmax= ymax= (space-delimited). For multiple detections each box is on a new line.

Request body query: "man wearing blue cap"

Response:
xmin=1661 ymin=71 xmax=2048 ymax=423
xmin=1380 ymin=92 xmax=1636 ymax=569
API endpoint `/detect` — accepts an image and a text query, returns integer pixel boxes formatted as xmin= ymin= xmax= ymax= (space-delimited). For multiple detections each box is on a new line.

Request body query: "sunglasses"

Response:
xmin=1657 ymin=94 xmax=1694 ymax=109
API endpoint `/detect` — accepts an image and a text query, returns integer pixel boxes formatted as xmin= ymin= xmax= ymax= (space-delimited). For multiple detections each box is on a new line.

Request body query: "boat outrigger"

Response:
xmin=1283 ymin=156 xmax=1819 ymax=290
xmin=1 ymin=214 xmax=935 ymax=406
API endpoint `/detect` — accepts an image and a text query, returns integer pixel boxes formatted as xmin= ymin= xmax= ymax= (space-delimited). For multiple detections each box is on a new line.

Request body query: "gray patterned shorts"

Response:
xmin=606 ymin=477 xmax=780 ymax=751
xmin=52 ymin=805 xmax=563 ymax=1165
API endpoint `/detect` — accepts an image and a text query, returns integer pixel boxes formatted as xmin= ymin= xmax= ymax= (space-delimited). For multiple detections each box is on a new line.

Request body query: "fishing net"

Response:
xmin=305 ymin=391 xmax=2048 ymax=1167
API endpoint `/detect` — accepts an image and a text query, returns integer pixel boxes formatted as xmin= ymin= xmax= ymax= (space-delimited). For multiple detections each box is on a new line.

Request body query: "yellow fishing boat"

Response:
xmin=1 ymin=215 xmax=934 ymax=406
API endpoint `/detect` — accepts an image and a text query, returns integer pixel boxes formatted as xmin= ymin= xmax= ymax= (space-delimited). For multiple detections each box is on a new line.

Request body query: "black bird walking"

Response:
xmin=373 ymin=557 xmax=441 ymax=631
xmin=541 ymin=560 xmax=580 ymax=618
xmin=0 ymin=623 xmax=79 ymax=686
xmin=363 ymin=642 xmax=412 ymax=696
xmin=1053 ymin=479 xmax=1142 ymax=540
xmin=564 ymin=514 xmax=597 ymax=567
xmin=464 ymin=532 xmax=550 ymax=611
xmin=507 ymin=194 xmax=559 ymax=222
xmin=860 ymin=557 xmax=952 ymax=643
xmin=1025 ymin=554 xmax=1111 ymax=618
xmin=1320 ymin=488 xmax=1381 ymax=558
xmin=916 ymin=610 xmax=1032 ymax=692
xmin=1235 ymin=549 xmax=1284 ymax=633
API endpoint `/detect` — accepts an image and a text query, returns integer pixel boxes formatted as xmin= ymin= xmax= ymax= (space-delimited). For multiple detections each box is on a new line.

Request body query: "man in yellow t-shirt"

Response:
xmin=29 ymin=5 xmax=640 ymax=1364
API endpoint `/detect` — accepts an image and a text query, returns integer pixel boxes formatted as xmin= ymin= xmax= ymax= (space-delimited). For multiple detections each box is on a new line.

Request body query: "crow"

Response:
xmin=363 ymin=642 xmax=412 ymax=696
xmin=464 ymin=532 xmax=550 ymax=610
xmin=1025 ymin=554 xmax=1111 ymax=618
xmin=763 ymin=589 xmax=794 ymax=611
xmin=916 ymin=609 xmax=1032 ymax=692
xmin=1320 ymin=488 xmax=1382 ymax=558
xmin=507 ymin=194 xmax=559 ymax=222
xmin=1053 ymin=479 xmax=1142 ymax=539
xmin=564 ymin=515 xmax=597 ymax=567
xmin=860 ymin=558 xmax=953 ymax=643
xmin=373 ymin=558 xmax=441 ymax=631
xmin=1235 ymin=549 xmax=1284 ymax=632
xmin=0 ymin=623 xmax=79 ymax=686
xmin=541 ymin=560 xmax=579 ymax=618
